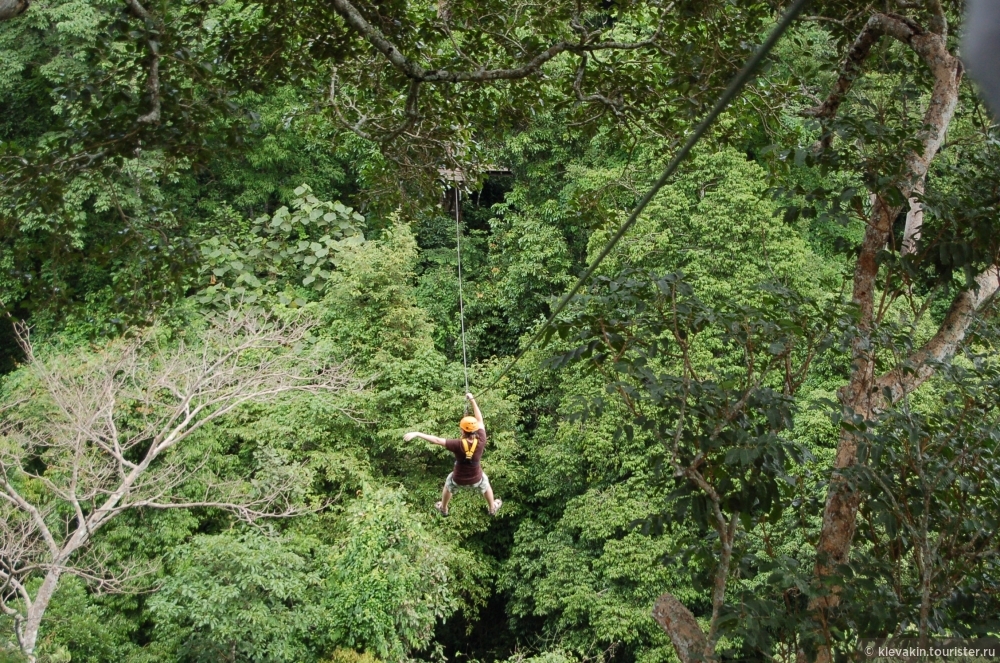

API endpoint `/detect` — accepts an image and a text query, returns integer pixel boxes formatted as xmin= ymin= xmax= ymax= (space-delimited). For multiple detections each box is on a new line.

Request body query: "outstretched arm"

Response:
xmin=404 ymin=432 xmax=446 ymax=446
xmin=466 ymin=393 xmax=484 ymax=429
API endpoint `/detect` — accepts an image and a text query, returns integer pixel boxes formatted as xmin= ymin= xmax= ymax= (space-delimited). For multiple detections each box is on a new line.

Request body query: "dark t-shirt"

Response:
xmin=444 ymin=427 xmax=487 ymax=485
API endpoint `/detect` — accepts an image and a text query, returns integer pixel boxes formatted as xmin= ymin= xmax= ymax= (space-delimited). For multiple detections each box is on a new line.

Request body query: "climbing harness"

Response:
xmin=478 ymin=0 xmax=811 ymax=394
xmin=461 ymin=436 xmax=478 ymax=460
xmin=455 ymin=187 xmax=471 ymax=400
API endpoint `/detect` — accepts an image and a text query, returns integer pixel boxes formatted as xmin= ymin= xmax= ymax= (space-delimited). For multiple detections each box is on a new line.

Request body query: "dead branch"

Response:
xmin=0 ymin=308 xmax=362 ymax=659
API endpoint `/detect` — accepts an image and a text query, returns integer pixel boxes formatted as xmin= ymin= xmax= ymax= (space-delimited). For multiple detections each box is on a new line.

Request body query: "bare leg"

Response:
xmin=483 ymin=486 xmax=498 ymax=514
xmin=440 ymin=485 xmax=452 ymax=513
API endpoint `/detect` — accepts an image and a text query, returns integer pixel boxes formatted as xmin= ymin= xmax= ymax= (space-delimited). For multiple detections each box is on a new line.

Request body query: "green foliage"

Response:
xmin=4 ymin=3 xmax=1000 ymax=662
xmin=147 ymin=489 xmax=456 ymax=663
xmin=149 ymin=530 xmax=330 ymax=663
xmin=502 ymin=487 xmax=682 ymax=662
xmin=508 ymin=268 xmax=849 ymax=658
xmin=326 ymin=487 xmax=458 ymax=661
xmin=594 ymin=148 xmax=841 ymax=304
xmin=844 ymin=340 xmax=1000 ymax=638
xmin=30 ymin=577 xmax=138 ymax=663
xmin=197 ymin=184 xmax=365 ymax=307
xmin=321 ymin=649 xmax=382 ymax=663
xmin=321 ymin=221 xmax=435 ymax=364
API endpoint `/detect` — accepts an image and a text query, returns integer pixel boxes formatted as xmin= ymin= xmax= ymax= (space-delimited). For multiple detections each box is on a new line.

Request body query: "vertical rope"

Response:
xmin=455 ymin=187 xmax=470 ymax=398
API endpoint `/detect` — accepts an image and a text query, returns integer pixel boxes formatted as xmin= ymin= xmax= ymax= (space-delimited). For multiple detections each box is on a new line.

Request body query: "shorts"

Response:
xmin=444 ymin=471 xmax=491 ymax=494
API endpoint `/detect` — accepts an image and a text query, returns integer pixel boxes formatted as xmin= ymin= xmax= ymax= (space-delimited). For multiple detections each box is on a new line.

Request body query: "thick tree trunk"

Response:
xmin=803 ymin=13 xmax=969 ymax=663
xmin=811 ymin=200 xmax=898 ymax=602
xmin=20 ymin=569 xmax=61 ymax=661
xmin=813 ymin=13 xmax=962 ymax=585
xmin=653 ymin=593 xmax=708 ymax=663
xmin=0 ymin=0 xmax=28 ymax=20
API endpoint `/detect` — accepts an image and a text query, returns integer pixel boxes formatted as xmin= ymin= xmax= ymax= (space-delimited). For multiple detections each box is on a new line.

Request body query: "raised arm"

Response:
xmin=403 ymin=431 xmax=447 ymax=446
xmin=466 ymin=393 xmax=484 ymax=429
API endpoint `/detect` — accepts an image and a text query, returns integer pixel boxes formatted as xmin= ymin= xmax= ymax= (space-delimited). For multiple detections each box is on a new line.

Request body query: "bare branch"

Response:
xmin=0 ymin=481 xmax=59 ymax=559
xmin=129 ymin=496 xmax=311 ymax=522
xmin=0 ymin=309 xmax=362 ymax=658
xmin=801 ymin=15 xmax=847 ymax=26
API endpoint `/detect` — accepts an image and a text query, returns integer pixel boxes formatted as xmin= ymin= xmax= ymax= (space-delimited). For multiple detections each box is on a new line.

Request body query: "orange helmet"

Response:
xmin=460 ymin=416 xmax=480 ymax=433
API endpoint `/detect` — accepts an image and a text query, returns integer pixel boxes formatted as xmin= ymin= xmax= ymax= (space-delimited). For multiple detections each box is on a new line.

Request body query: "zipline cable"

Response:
xmin=455 ymin=187 xmax=471 ymax=399
xmin=480 ymin=0 xmax=811 ymax=394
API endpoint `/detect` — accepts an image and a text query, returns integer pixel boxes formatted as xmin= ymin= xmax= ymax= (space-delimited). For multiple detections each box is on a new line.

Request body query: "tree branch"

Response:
xmin=329 ymin=69 xmax=422 ymax=143
xmin=0 ymin=483 xmax=59 ymax=559
xmin=124 ymin=0 xmax=151 ymax=22
xmin=803 ymin=12 xmax=934 ymax=127
xmin=926 ymin=0 xmax=946 ymax=37
xmin=136 ymin=48 xmax=161 ymax=125
xmin=901 ymin=181 xmax=924 ymax=256
xmin=573 ymin=54 xmax=623 ymax=116
xmin=820 ymin=12 xmax=962 ymax=410
xmin=875 ymin=266 xmax=1000 ymax=403
xmin=0 ymin=569 xmax=32 ymax=610
xmin=129 ymin=497 xmax=308 ymax=521
xmin=653 ymin=593 xmax=708 ymax=663
xmin=126 ymin=0 xmax=162 ymax=124
xmin=706 ymin=511 xmax=740 ymax=651
xmin=329 ymin=0 xmax=656 ymax=84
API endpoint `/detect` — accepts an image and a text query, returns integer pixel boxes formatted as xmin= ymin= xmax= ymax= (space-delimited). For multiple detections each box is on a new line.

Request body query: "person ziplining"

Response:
xmin=403 ymin=392 xmax=502 ymax=517
xmin=398 ymin=189 xmax=501 ymax=517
